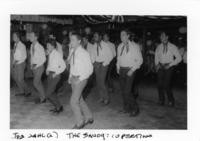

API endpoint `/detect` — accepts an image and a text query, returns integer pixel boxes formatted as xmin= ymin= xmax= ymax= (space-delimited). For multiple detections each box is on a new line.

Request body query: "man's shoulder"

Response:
xmin=168 ymin=42 xmax=177 ymax=49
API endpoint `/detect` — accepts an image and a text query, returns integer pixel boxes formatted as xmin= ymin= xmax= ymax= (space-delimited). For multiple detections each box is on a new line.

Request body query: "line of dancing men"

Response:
xmin=11 ymin=28 xmax=182 ymax=129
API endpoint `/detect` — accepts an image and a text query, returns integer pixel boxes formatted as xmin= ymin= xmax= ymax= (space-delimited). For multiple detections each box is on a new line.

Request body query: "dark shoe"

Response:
xmin=52 ymin=106 xmax=64 ymax=114
xmin=49 ymin=108 xmax=57 ymax=112
xmin=85 ymin=118 xmax=94 ymax=126
xmin=72 ymin=122 xmax=85 ymax=129
xmin=34 ymin=98 xmax=46 ymax=104
xmin=118 ymin=109 xmax=129 ymax=114
xmin=24 ymin=92 xmax=31 ymax=97
xmin=15 ymin=93 xmax=25 ymax=96
xmin=129 ymin=109 xmax=140 ymax=117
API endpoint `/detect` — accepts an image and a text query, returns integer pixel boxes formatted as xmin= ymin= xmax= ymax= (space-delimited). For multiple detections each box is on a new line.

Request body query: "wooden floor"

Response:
xmin=10 ymin=79 xmax=187 ymax=129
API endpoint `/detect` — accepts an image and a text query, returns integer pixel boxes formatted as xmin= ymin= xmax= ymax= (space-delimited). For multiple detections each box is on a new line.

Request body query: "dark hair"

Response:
xmin=46 ymin=38 xmax=57 ymax=48
xmin=121 ymin=29 xmax=131 ymax=35
xmin=103 ymin=32 xmax=109 ymax=37
xmin=159 ymin=31 xmax=169 ymax=36
xmin=13 ymin=31 xmax=21 ymax=40
xmin=71 ymin=32 xmax=82 ymax=41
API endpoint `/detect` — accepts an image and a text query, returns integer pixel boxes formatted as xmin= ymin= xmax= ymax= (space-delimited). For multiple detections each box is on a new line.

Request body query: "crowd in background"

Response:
xmin=10 ymin=25 xmax=187 ymax=129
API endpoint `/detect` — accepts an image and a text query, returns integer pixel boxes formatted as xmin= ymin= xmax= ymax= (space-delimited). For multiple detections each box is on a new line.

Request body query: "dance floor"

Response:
xmin=10 ymin=78 xmax=187 ymax=129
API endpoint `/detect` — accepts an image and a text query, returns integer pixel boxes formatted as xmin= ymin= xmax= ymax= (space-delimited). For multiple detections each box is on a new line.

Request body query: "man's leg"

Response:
xmin=80 ymin=95 xmax=93 ymax=121
xmin=70 ymin=79 xmax=88 ymax=126
xmin=99 ymin=65 xmax=109 ymax=104
xmin=83 ymin=72 xmax=95 ymax=99
xmin=119 ymin=68 xmax=129 ymax=112
xmin=125 ymin=71 xmax=139 ymax=116
xmin=164 ymin=67 xmax=175 ymax=106
xmin=33 ymin=65 xmax=46 ymax=101
xmin=157 ymin=68 xmax=165 ymax=105
xmin=94 ymin=64 xmax=103 ymax=102
xmin=17 ymin=62 xmax=30 ymax=95
xmin=46 ymin=74 xmax=62 ymax=109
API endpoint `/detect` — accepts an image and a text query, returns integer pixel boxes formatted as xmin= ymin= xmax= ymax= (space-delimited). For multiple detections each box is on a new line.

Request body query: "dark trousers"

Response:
xmin=55 ymin=69 xmax=69 ymax=93
xmin=119 ymin=67 xmax=139 ymax=112
xmin=106 ymin=58 xmax=117 ymax=91
xmin=46 ymin=73 xmax=62 ymax=109
xmin=94 ymin=62 xmax=109 ymax=101
xmin=83 ymin=72 xmax=95 ymax=99
xmin=157 ymin=67 xmax=174 ymax=103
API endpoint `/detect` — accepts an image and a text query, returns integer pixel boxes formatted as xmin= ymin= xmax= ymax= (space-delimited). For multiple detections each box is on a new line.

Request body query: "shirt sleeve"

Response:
xmin=169 ymin=45 xmax=182 ymax=67
xmin=14 ymin=43 xmax=27 ymax=64
xmin=130 ymin=45 xmax=143 ymax=71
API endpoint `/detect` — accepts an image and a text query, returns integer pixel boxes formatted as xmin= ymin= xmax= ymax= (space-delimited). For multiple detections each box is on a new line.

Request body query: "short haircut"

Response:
xmin=13 ymin=31 xmax=21 ymax=40
xmin=103 ymin=32 xmax=109 ymax=37
xmin=71 ymin=32 xmax=82 ymax=41
xmin=121 ymin=29 xmax=131 ymax=35
xmin=46 ymin=38 xmax=57 ymax=48
xmin=159 ymin=31 xmax=169 ymax=37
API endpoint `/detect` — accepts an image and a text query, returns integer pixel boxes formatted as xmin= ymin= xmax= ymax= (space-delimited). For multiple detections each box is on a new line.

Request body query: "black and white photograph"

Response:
xmin=10 ymin=15 xmax=187 ymax=129
xmin=1 ymin=0 xmax=200 ymax=140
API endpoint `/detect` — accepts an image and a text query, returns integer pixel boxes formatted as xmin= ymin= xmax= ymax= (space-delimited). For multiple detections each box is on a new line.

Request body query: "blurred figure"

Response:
xmin=116 ymin=29 xmax=143 ymax=117
xmin=12 ymin=32 xmax=30 ymax=96
xmin=155 ymin=31 xmax=182 ymax=107
xmin=82 ymin=34 xmax=96 ymax=99
xmin=103 ymin=32 xmax=116 ymax=93
xmin=93 ymin=32 xmax=113 ymax=105
xmin=68 ymin=32 xmax=94 ymax=129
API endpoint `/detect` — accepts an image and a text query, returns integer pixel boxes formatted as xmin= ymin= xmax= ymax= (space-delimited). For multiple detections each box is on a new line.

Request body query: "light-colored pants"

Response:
xmin=70 ymin=78 xmax=93 ymax=125
xmin=33 ymin=65 xmax=45 ymax=99
xmin=13 ymin=62 xmax=29 ymax=93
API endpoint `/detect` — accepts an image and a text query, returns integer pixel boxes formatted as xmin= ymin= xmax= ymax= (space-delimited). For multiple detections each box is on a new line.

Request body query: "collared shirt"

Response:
xmin=46 ymin=49 xmax=66 ymax=75
xmin=155 ymin=42 xmax=182 ymax=67
xmin=86 ymin=42 xmax=96 ymax=63
xmin=69 ymin=46 xmax=93 ymax=81
xmin=92 ymin=41 xmax=113 ymax=66
xmin=117 ymin=41 xmax=143 ymax=72
xmin=56 ymin=42 xmax=63 ymax=58
xmin=13 ymin=41 xmax=27 ymax=64
xmin=107 ymin=41 xmax=116 ymax=58
xmin=30 ymin=41 xmax=46 ymax=68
